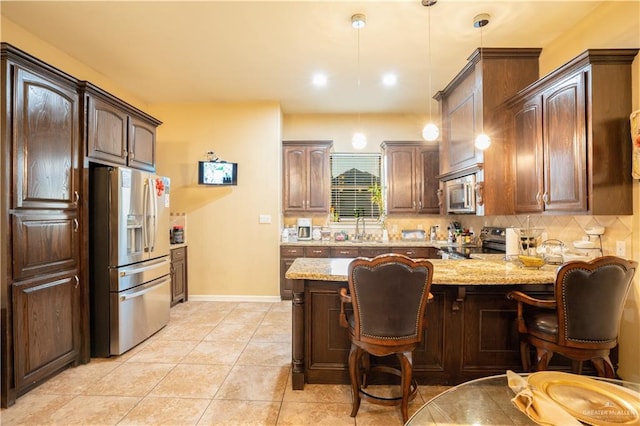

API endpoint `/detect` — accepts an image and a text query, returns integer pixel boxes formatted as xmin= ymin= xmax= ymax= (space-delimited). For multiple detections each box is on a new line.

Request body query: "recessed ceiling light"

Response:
xmin=312 ymin=73 xmax=328 ymax=87
xmin=382 ymin=73 xmax=397 ymax=86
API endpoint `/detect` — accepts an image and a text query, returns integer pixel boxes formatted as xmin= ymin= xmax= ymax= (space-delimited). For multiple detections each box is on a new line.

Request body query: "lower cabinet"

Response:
xmin=170 ymin=247 xmax=188 ymax=306
xmin=12 ymin=271 xmax=81 ymax=393
xmin=299 ymin=281 xmax=593 ymax=386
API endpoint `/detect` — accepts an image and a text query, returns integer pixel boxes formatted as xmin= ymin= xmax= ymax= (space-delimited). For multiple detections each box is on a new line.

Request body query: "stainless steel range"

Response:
xmin=439 ymin=227 xmax=506 ymax=259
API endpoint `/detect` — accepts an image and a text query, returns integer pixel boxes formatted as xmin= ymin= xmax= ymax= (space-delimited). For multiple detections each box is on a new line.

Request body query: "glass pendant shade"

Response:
xmin=352 ymin=132 xmax=367 ymax=150
xmin=422 ymin=122 xmax=439 ymax=141
xmin=475 ymin=133 xmax=491 ymax=150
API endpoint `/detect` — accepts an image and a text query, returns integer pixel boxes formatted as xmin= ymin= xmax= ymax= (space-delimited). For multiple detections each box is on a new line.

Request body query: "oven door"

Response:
xmin=446 ymin=175 xmax=476 ymax=214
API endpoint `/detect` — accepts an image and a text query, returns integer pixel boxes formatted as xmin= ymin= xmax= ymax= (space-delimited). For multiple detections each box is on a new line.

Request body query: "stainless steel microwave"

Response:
xmin=445 ymin=175 xmax=476 ymax=214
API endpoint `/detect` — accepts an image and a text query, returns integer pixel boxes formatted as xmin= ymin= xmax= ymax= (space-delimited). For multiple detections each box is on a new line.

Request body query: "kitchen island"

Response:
xmin=285 ymin=257 xmax=559 ymax=389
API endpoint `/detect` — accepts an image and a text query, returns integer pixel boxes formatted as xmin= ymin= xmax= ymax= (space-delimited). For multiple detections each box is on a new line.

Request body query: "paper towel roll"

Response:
xmin=506 ymin=228 xmax=520 ymax=259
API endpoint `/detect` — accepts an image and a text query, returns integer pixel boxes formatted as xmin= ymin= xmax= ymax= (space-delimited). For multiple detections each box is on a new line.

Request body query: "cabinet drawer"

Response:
xmin=391 ymin=247 xmax=436 ymax=259
xmin=305 ymin=246 xmax=330 ymax=258
xmin=330 ymin=247 xmax=360 ymax=258
xmin=359 ymin=247 xmax=392 ymax=258
xmin=171 ymin=247 xmax=186 ymax=261
xmin=280 ymin=246 xmax=305 ymax=257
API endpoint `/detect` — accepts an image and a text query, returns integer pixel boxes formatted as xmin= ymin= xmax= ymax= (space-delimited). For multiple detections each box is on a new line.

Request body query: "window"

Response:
xmin=330 ymin=153 xmax=382 ymax=219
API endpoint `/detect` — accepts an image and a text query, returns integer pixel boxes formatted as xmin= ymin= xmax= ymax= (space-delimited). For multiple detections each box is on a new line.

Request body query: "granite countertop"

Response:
xmin=281 ymin=239 xmax=469 ymax=249
xmin=284 ymin=257 xmax=557 ymax=285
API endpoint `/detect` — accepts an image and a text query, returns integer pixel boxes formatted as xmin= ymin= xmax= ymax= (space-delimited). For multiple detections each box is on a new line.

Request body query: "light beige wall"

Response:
xmin=1 ymin=17 xmax=147 ymax=111
xmin=541 ymin=0 xmax=640 ymax=382
xmin=150 ymin=103 xmax=282 ymax=298
xmin=283 ymin=113 xmax=428 ymax=153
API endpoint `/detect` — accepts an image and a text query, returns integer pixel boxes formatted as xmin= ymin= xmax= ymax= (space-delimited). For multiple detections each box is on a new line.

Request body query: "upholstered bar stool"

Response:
xmin=339 ymin=254 xmax=434 ymax=423
xmin=508 ymin=256 xmax=637 ymax=378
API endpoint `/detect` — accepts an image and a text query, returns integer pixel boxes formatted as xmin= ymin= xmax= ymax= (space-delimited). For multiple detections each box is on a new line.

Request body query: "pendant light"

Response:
xmin=421 ymin=0 xmax=439 ymax=142
xmin=351 ymin=13 xmax=367 ymax=150
xmin=473 ymin=13 xmax=491 ymax=151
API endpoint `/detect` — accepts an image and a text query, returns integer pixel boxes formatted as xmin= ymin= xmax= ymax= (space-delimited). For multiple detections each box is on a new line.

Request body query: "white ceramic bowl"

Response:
xmin=573 ymin=240 xmax=596 ymax=249
xmin=585 ymin=226 xmax=605 ymax=235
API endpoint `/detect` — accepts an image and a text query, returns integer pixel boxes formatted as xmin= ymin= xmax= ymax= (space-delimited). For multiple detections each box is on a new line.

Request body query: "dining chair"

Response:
xmin=507 ymin=255 xmax=637 ymax=378
xmin=339 ymin=253 xmax=434 ymax=423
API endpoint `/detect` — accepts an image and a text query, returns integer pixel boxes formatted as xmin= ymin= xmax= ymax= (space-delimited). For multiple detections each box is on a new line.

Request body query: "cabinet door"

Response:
xmin=12 ymin=271 xmax=80 ymax=391
xmin=513 ymin=99 xmax=544 ymax=213
xmin=11 ymin=211 xmax=79 ymax=281
xmin=280 ymin=246 xmax=304 ymax=300
xmin=128 ymin=115 xmax=156 ymax=171
xmin=86 ymin=94 xmax=128 ymax=166
xmin=542 ymin=73 xmax=587 ymax=212
xmin=283 ymin=146 xmax=306 ymax=212
xmin=306 ymin=146 xmax=330 ymax=212
xmin=417 ymin=146 xmax=440 ymax=214
xmin=386 ymin=146 xmax=417 ymax=213
xmin=13 ymin=66 xmax=79 ymax=210
xmin=170 ymin=247 xmax=187 ymax=306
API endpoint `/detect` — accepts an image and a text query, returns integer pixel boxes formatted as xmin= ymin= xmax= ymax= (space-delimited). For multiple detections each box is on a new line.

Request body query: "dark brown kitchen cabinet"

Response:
xmin=435 ymin=48 xmax=541 ymax=216
xmin=508 ymin=49 xmax=638 ymax=215
xmin=391 ymin=247 xmax=439 ymax=259
xmin=282 ymin=141 xmax=332 ymax=214
xmin=382 ymin=142 xmax=440 ymax=214
xmin=1 ymin=44 xmax=83 ymax=408
xmin=170 ymin=246 xmax=188 ymax=306
xmin=82 ymin=82 xmax=161 ymax=172
xmin=280 ymin=246 xmax=305 ymax=300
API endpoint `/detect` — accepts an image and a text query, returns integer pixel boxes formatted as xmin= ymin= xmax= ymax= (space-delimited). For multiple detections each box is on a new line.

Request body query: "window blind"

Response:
xmin=330 ymin=153 xmax=382 ymax=219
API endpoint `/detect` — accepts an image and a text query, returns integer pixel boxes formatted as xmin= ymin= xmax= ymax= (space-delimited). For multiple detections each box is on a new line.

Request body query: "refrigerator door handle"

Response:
xmin=119 ymin=279 xmax=166 ymax=301
xmin=118 ymin=257 xmax=170 ymax=278
xmin=149 ymin=178 xmax=157 ymax=252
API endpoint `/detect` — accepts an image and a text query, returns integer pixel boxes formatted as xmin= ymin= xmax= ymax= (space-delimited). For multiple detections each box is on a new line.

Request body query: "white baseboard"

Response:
xmin=187 ymin=294 xmax=283 ymax=303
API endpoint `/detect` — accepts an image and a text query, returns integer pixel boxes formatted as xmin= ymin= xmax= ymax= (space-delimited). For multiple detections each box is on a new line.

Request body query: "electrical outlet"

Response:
xmin=616 ymin=241 xmax=625 ymax=257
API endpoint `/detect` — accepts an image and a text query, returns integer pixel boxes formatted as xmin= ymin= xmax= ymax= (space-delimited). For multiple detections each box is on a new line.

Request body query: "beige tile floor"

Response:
xmin=1 ymin=301 xmax=450 ymax=425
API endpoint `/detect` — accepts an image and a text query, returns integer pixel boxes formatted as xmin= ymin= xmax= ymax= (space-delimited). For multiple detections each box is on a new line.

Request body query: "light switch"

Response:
xmin=259 ymin=214 xmax=271 ymax=224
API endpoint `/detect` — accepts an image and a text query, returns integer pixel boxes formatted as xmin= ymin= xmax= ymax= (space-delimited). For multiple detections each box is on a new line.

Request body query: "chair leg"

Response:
xmin=570 ymin=360 xmax=583 ymax=375
xmin=520 ymin=340 xmax=531 ymax=372
xmin=534 ymin=347 xmax=553 ymax=371
xmin=397 ymin=351 xmax=413 ymax=424
xmin=362 ymin=352 xmax=371 ymax=388
xmin=591 ymin=356 xmax=616 ymax=378
xmin=348 ymin=344 xmax=362 ymax=417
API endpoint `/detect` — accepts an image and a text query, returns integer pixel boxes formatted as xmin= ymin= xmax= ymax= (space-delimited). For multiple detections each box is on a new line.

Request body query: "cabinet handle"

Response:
xmin=542 ymin=192 xmax=549 ymax=205
xmin=311 ymin=250 xmax=322 ymax=254
xmin=418 ymin=200 xmax=423 ymax=209
xmin=73 ymin=218 xmax=79 ymax=232
xmin=535 ymin=192 xmax=542 ymax=205
xmin=413 ymin=200 xmax=416 ymax=209
xmin=405 ymin=250 xmax=414 ymax=256
xmin=74 ymin=275 xmax=79 ymax=289
xmin=129 ymin=151 xmax=135 ymax=160
xmin=339 ymin=250 xmax=350 ymax=255
xmin=436 ymin=189 xmax=443 ymax=207
xmin=74 ymin=191 xmax=80 ymax=204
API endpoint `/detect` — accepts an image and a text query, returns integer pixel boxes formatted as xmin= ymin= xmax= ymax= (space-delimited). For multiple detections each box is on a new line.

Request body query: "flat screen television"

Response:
xmin=198 ymin=161 xmax=238 ymax=186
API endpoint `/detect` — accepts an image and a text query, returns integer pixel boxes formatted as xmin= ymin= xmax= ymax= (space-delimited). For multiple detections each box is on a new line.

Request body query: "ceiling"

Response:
xmin=1 ymin=1 xmax=608 ymax=114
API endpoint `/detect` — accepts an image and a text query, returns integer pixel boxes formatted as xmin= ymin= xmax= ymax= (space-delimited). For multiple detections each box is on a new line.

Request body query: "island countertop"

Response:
xmin=285 ymin=257 xmax=557 ymax=285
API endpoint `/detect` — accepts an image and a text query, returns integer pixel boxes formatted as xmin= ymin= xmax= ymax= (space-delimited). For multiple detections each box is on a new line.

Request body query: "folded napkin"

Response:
xmin=506 ymin=370 xmax=582 ymax=426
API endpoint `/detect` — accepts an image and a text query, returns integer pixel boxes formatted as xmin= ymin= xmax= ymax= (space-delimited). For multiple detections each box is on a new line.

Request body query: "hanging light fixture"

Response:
xmin=421 ymin=0 xmax=439 ymax=142
xmin=351 ymin=13 xmax=367 ymax=150
xmin=473 ymin=13 xmax=491 ymax=150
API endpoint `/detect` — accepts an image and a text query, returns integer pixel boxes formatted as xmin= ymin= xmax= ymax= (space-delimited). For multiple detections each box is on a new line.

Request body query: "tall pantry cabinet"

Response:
xmin=1 ymin=44 xmax=84 ymax=407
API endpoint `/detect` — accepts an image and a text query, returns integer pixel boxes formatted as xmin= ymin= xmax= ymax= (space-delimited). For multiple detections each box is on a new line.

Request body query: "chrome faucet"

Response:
xmin=355 ymin=216 xmax=365 ymax=241
xmin=354 ymin=208 xmax=365 ymax=241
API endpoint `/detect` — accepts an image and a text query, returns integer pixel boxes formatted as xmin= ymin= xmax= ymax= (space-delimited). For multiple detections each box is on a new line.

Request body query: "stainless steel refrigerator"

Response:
xmin=90 ymin=166 xmax=171 ymax=357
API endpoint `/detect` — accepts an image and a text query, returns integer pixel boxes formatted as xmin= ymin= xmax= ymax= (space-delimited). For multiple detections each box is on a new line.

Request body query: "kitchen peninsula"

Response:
xmin=286 ymin=256 xmax=558 ymax=389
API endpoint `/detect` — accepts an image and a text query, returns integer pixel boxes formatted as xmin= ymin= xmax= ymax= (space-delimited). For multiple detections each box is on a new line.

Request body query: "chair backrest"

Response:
xmin=555 ymin=256 xmax=637 ymax=347
xmin=347 ymin=253 xmax=434 ymax=347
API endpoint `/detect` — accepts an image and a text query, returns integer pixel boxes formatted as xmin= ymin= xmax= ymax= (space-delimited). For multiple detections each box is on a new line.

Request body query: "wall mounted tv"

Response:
xmin=198 ymin=161 xmax=238 ymax=186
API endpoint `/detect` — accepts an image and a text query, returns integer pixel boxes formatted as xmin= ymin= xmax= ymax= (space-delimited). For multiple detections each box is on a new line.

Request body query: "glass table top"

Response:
xmin=406 ymin=373 xmax=640 ymax=426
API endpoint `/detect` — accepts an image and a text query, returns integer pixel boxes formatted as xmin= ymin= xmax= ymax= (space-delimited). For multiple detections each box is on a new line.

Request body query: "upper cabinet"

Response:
xmin=282 ymin=141 xmax=332 ymax=214
xmin=81 ymin=82 xmax=161 ymax=172
xmin=382 ymin=141 xmax=440 ymax=214
xmin=435 ymin=48 xmax=541 ymax=215
xmin=507 ymin=49 xmax=638 ymax=215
